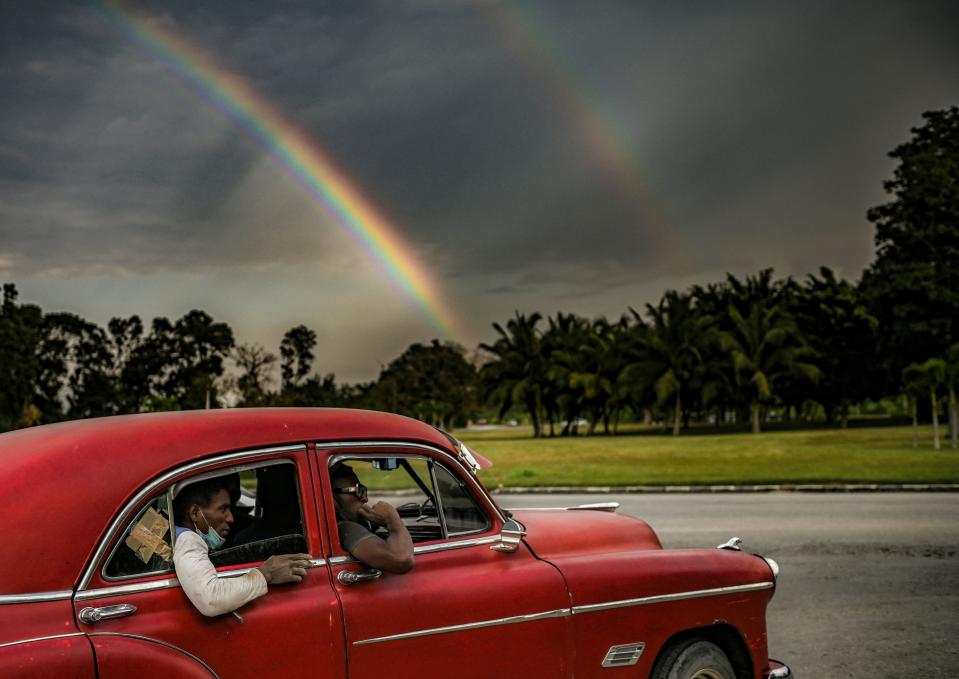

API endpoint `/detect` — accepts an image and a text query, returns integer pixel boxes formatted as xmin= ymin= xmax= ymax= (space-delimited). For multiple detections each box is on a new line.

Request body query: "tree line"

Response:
xmin=1 ymin=107 xmax=956 ymax=445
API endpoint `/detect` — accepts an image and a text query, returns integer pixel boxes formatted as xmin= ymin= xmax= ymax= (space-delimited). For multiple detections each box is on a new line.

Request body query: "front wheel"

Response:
xmin=651 ymin=639 xmax=736 ymax=679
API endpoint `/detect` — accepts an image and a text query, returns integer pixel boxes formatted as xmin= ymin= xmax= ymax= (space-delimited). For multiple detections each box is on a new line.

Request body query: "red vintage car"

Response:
xmin=0 ymin=409 xmax=792 ymax=679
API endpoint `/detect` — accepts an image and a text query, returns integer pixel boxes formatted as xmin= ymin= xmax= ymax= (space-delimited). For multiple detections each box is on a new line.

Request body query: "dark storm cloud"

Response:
xmin=1 ymin=1 xmax=957 ymax=306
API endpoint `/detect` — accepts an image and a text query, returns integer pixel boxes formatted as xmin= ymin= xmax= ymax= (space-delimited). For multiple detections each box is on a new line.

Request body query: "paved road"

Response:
xmin=498 ymin=492 xmax=959 ymax=678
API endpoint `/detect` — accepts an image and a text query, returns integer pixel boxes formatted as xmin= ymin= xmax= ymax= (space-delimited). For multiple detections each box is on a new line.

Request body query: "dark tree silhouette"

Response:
xmin=0 ymin=284 xmax=42 ymax=429
xmin=862 ymin=107 xmax=959 ymax=381
xmin=234 ymin=343 xmax=277 ymax=406
xmin=372 ymin=339 xmax=477 ymax=429
xmin=480 ymin=312 xmax=548 ymax=437
xmin=280 ymin=325 xmax=317 ymax=390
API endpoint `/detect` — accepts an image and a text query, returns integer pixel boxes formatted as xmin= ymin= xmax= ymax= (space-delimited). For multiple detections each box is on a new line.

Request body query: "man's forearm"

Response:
xmin=384 ymin=515 xmax=414 ymax=569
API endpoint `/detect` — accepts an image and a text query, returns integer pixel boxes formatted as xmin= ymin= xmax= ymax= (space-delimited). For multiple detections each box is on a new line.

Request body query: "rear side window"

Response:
xmin=105 ymin=459 xmax=306 ymax=580
xmin=104 ymin=492 xmax=173 ymax=579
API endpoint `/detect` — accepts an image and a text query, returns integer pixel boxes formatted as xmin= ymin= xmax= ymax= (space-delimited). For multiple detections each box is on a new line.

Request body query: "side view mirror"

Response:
xmin=490 ymin=519 xmax=526 ymax=553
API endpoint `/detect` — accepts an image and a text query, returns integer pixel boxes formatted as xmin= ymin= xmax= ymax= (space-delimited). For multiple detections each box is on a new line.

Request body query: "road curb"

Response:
xmin=489 ymin=483 xmax=959 ymax=494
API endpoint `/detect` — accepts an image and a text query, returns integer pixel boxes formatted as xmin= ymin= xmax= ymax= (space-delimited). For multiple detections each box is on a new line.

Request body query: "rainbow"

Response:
xmin=101 ymin=2 xmax=460 ymax=339
xmin=482 ymin=3 xmax=690 ymax=270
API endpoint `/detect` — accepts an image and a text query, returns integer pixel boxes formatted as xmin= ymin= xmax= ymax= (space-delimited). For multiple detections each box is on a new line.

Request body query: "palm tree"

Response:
xmin=720 ymin=298 xmax=819 ymax=433
xmin=692 ymin=281 xmax=738 ymax=427
xmin=566 ymin=318 xmax=630 ymax=435
xmin=623 ymin=291 xmax=713 ymax=435
xmin=543 ymin=313 xmax=591 ymax=435
xmin=480 ymin=312 xmax=548 ymax=437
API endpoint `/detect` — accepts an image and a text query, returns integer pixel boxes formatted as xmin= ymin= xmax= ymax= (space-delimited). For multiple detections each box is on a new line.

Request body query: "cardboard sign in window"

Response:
xmin=125 ymin=506 xmax=173 ymax=564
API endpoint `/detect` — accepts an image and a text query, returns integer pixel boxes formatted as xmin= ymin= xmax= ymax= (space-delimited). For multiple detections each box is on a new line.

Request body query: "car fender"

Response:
xmin=548 ymin=549 xmax=774 ymax=678
xmin=0 ymin=635 xmax=96 ymax=679
xmin=88 ymin=633 xmax=218 ymax=679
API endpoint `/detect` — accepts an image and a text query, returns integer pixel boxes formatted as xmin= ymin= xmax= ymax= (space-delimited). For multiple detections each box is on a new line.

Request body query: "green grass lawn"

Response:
xmin=448 ymin=425 xmax=959 ymax=487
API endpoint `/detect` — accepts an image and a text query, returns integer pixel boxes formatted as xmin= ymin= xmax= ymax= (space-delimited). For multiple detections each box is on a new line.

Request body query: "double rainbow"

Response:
xmin=103 ymin=2 xmax=459 ymax=339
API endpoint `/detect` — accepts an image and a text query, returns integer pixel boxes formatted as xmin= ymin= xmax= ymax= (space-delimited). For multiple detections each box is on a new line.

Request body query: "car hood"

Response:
xmin=511 ymin=508 xmax=662 ymax=559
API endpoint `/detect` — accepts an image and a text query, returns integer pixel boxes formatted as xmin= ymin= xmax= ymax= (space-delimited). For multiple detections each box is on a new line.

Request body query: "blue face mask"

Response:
xmin=194 ymin=510 xmax=225 ymax=551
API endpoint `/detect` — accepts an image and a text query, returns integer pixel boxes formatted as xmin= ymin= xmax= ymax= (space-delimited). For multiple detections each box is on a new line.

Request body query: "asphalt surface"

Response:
xmin=498 ymin=492 xmax=959 ymax=678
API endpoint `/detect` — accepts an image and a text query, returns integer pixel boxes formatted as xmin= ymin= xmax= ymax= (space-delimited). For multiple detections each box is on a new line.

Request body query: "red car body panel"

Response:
xmin=514 ymin=508 xmax=664 ymax=555
xmin=0 ymin=635 xmax=95 ymax=679
xmin=330 ymin=543 xmax=572 ymax=679
xmin=517 ymin=510 xmax=775 ymax=677
xmin=1 ymin=409 xmax=787 ymax=678
xmin=547 ymin=548 xmax=773 ymax=678
xmin=78 ymin=568 xmax=343 ymax=679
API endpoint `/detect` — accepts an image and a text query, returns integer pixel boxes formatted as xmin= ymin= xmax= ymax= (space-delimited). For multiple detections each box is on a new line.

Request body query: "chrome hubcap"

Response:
xmin=690 ymin=670 xmax=727 ymax=679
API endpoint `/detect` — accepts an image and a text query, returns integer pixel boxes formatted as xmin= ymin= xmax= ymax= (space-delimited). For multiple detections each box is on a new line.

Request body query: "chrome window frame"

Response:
xmin=100 ymin=494 xmax=176 ymax=583
xmin=78 ymin=445 xmax=306 ymax=593
xmin=426 ymin=457 xmax=449 ymax=537
xmin=170 ymin=457 xmax=296 ymax=499
xmin=325 ymin=442 xmax=501 ymax=547
xmin=100 ymin=456 xmax=303 ymax=584
xmin=430 ymin=462 xmax=492 ymax=537
xmin=321 ymin=441 xmax=506 ymax=524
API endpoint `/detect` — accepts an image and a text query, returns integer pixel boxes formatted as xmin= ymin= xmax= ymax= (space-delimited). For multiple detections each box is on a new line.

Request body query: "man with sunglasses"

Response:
xmin=330 ymin=463 xmax=414 ymax=574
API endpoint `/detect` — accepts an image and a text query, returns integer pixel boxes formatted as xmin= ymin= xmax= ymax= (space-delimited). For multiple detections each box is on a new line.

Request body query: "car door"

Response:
xmin=314 ymin=444 xmax=573 ymax=679
xmin=74 ymin=445 xmax=346 ymax=679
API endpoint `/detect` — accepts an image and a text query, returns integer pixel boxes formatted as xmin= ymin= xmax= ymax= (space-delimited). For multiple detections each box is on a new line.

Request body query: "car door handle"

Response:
xmin=79 ymin=603 xmax=138 ymax=624
xmin=338 ymin=569 xmax=382 ymax=586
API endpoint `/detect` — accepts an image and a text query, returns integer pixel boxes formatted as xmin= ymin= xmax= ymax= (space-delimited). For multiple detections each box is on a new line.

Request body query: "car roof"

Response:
xmin=0 ymin=408 xmax=452 ymax=596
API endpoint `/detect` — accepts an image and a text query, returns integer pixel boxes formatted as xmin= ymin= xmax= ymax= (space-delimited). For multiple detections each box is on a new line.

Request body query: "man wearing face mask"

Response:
xmin=172 ymin=476 xmax=311 ymax=617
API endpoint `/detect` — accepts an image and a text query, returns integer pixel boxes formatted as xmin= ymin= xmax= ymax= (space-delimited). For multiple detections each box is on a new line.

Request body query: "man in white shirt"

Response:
xmin=172 ymin=476 xmax=311 ymax=617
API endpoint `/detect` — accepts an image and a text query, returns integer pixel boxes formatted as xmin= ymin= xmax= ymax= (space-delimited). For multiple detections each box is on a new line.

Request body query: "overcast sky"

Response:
xmin=1 ymin=1 xmax=957 ymax=382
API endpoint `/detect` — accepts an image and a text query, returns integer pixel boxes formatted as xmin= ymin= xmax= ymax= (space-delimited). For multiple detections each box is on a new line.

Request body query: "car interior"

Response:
xmin=339 ymin=456 xmax=489 ymax=544
xmin=105 ymin=459 xmax=307 ymax=578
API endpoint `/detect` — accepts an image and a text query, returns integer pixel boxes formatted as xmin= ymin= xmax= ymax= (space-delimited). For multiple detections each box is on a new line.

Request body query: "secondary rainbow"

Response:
xmin=102 ymin=2 xmax=459 ymax=339
xmin=483 ymin=2 xmax=690 ymax=269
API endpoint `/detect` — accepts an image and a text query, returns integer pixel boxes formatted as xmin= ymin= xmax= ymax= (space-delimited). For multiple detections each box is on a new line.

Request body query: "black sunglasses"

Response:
xmin=333 ymin=483 xmax=368 ymax=499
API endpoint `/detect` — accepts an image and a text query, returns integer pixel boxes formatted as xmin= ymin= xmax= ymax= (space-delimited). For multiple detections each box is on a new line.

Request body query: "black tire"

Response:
xmin=650 ymin=639 xmax=736 ymax=679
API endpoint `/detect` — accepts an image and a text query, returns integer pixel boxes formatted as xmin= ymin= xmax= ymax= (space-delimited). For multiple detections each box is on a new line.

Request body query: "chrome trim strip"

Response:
xmin=571 ymin=581 xmax=775 ymax=615
xmin=353 ymin=608 xmax=569 ymax=645
xmin=0 ymin=632 xmax=86 ymax=649
xmin=350 ymin=581 xmax=774 ymax=646
xmin=329 ymin=536 xmax=500 ymax=563
xmin=76 ymin=558 xmax=322 ymax=602
xmin=75 ymin=577 xmax=180 ymax=601
xmin=413 ymin=536 xmax=500 ymax=555
xmin=320 ymin=441 xmax=508 ymax=524
xmin=0 ymin=590 xmax=73 ymax=605
xmin=86 ymin=632 xmax=220 ymax=678
xmin=78 ymin=445 xmax=305 ymax=592
xmin=505 ymin=502 xmax=620 ymax=513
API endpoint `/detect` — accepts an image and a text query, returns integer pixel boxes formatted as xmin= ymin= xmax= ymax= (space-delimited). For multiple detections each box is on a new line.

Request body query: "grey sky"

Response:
xmin=1 ymin=1 xmax=957 ymax=382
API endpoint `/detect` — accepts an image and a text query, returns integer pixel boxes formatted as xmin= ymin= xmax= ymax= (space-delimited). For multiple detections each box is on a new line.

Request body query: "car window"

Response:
xmin=104 ymin=491 xmax=174 ymax=579
xmin=333 ymin=455 xmax=489 ymax=547
xmin=432 ymin=464 xmax=490 ymax=536
xmin=105 ymin=459 xmax=306 ymax=580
